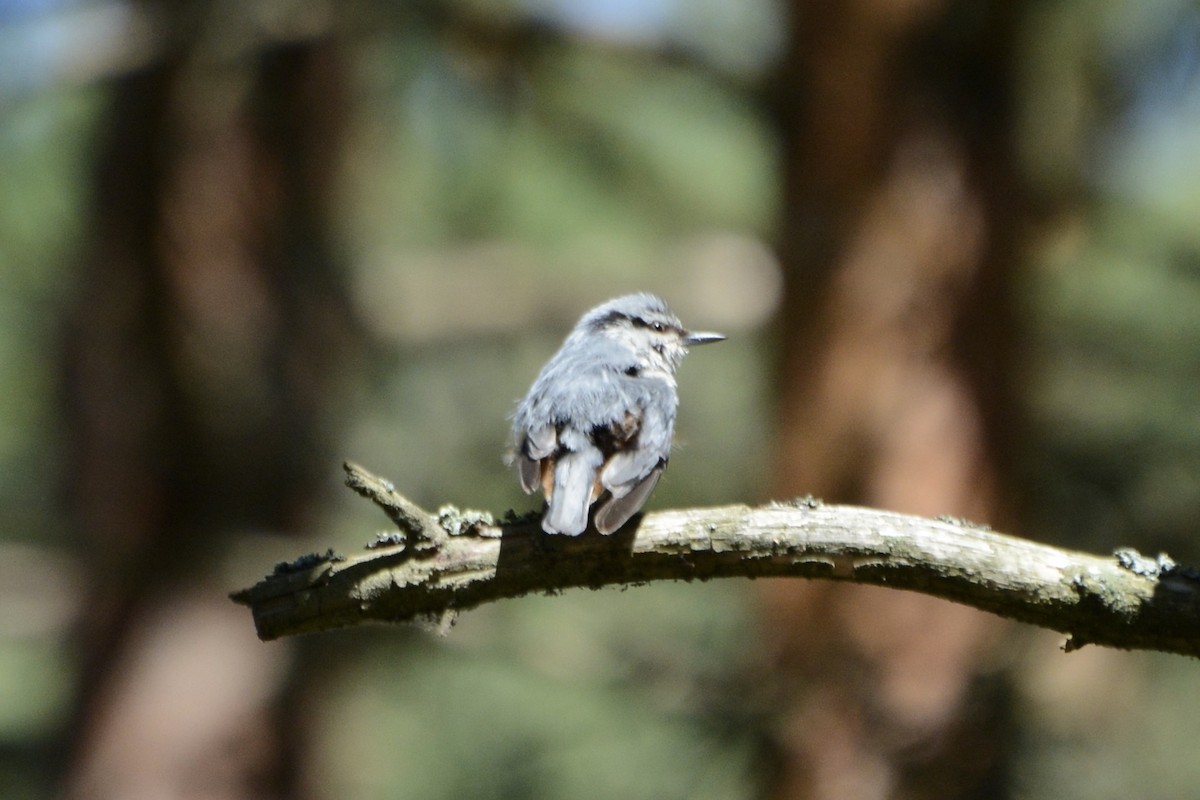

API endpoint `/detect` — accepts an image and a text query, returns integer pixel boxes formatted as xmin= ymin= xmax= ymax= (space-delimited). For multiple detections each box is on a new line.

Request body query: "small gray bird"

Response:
xmin=511 ymin=293 xmax=724 ymax=535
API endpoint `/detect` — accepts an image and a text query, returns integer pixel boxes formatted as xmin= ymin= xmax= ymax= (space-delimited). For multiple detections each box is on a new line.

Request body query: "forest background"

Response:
xmin=3 ymin=0 xmax=1200 ymax=798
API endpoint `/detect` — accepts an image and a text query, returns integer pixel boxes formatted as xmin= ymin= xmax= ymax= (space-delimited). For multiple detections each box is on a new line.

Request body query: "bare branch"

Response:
xmin=230 ymin=463 xmax=1200 ymax=657
xmin=342 ymin=461 xmax=446 ymax=551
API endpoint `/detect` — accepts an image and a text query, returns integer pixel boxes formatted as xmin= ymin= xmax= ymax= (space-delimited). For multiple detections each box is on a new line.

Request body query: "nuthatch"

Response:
xmin=511 ymin=293 xmax=724 ymax=535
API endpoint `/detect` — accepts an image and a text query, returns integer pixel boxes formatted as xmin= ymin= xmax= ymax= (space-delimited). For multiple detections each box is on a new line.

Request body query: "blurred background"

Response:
xmin=3 ymin=0 xmax=1200 ymax=797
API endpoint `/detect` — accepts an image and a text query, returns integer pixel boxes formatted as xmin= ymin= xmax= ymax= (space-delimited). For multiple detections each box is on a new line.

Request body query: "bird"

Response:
xmin=510 ymin=293 xmax=724 ymax=535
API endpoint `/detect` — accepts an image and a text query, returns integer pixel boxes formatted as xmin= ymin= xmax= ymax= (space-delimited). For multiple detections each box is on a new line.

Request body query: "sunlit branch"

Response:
xmin=230 ymin=463 xmax=1200 ymax=657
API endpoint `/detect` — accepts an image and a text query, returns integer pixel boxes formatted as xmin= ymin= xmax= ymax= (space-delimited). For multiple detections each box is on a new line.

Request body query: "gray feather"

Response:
xmin=517 ymin=456 xmax=541 ymax=495
xmin=594 ymin=466 xmax=663 ymax=534
xmin=523 ymin=426 xmax=557 ymax=459
xmin=517 ymin=426 xmax=557 ymax=493
xmin=544 ymin=448 xmax=602 ymax=535
xmin=599 ymin=384 xmax=674 ymax=495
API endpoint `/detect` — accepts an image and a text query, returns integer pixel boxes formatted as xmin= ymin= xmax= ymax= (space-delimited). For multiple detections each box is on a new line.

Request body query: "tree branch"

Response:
xmin=230 ymin=463 xmax=1200 ymax=657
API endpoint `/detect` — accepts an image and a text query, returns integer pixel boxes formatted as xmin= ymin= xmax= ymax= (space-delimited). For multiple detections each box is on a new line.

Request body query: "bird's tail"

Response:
xmin=544 ymin=449 xmax=601 ymax=535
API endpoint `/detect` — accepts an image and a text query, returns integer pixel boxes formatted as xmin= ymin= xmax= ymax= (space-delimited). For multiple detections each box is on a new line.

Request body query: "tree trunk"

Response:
xmin=58 ymin=7 xmax=356 ymax=796
xmin=765 ymin=1 xmax=1027 ymax=797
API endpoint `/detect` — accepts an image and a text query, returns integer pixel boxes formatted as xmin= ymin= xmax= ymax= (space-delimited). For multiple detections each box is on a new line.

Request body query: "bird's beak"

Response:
xmin=683 ymin=331 xmax=726 ymax=346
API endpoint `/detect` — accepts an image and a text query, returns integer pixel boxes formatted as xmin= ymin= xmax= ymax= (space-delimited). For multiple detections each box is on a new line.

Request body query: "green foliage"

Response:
xmin=0 ymin=89 xmax=96 ymax=522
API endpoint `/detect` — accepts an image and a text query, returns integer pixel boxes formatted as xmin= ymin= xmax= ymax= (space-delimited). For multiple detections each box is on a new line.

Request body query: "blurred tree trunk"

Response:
xmin=764 ymin=1 xmax=1028 ymax=798
xmin=58 ymin=5 xmax=356 ymax=797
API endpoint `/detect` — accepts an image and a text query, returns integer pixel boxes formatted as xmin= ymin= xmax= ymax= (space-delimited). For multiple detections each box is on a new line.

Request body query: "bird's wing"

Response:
xmin=594 ymin=465 xmax=663 ymax=535
xmin=517 ymin=426 xmax=557 ymax=494
xmin=517 ymin=456 xmax=541 ymax=495
xmin=597 ymin=377 xmax=674 ymax=497
xmin=592 ymin=377 xmax=676 ymax=534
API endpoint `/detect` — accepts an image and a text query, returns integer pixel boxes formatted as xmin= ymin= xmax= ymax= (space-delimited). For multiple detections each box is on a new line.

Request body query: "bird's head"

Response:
xmin=577 ymin=293 xmax=725 ymax=372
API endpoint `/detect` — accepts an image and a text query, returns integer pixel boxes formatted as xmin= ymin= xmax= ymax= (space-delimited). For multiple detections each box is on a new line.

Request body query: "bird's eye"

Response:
xmin=651 ymin=322 xmax=666 ymax=332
